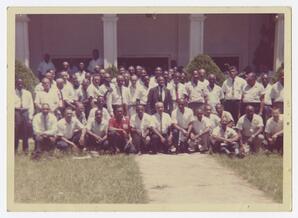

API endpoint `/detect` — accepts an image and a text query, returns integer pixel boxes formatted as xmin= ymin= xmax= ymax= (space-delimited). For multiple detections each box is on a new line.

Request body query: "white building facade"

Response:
xmin=16 ymin=13 xmax=284 ymax=74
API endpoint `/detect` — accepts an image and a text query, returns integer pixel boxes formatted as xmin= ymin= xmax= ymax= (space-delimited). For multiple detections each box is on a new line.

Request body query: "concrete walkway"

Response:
xmin=135 ymin=153 xmax=274 ymax=204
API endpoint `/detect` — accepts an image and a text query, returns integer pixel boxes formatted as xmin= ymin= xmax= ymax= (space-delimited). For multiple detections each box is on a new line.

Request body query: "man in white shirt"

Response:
xmin=204 ymin=104 xmax=221 ymax=130
xmin=241 ymin=72 xmax=265 ymax=115
xmin=56 ymin=78 xmax=76 ymax=111
xmin=185 ymin=70 xmax=208 ymax=113
xmin=34 ymin=78 xmax=60 ymax=114
xmin=75 ymin=62 xmax=87 ymax=84
xmin=37 ymin=53 xmax=56 ymax=80
xmin=74 ymin=102 xmax=87 ymax=126
xmin=150 ymin=102 xmax=173 ymax=154
xmin=127 ymin=75 xmax=138 ymax=116
xmin=15 ymin=78 xmax=34 ymax=154
xmin=60 ymin=71 xmax=75 ymax=94
xmin=198 ymin=68 xmax=209 ymax=87
xmin=87 ymin=95 xmax=111 ymax=124
xmin=135 ymin=75 xmax=150 ymax=109
xmin=149 ymin=67 xmax=163 ymax=89
xmin=32 ymin=103 xmax=57 ymax=159
xmin=261 ymin=73 xmax=273 ymax=122
xmin=77 ymin=79 xmax=91 ymax=116
xmin=221 ymin=66 xmax=247 ymax=122
xmin=171 ymin=98 xmax=194 ymax=153
xmin=106 ymin=75 xmax=129 ymax=116
xmin=236 ymin=105 xmax=265 ymax=153
xmin=271 ymin=69 xmax=284 ymax=113
xmin=56 ymin=108 xmax=86 ymax=151
xmin=265 ymin=107 xmax=283 ymax=154
xmin=86 ymin=109 xmax=109 ymax=152
xmin=87 ymin=49 xmax=104 ymax=73
xmin=189 ymin=108 xmax=211 ymax=153
xmin=98 ymin=72 xmax=113 ymax=106
xmin=211 ymin=117 xmax=242 ymax=157
xmin=206 ymin=74 xmax=224 ymax=113
xmin=215 ymin=103 xmax=234 ymax=127
xmin=130 ymin=104 xmax=152 ymax=154
xmin=168 ymin=72 xmax=188 ymax=109
xmin=34 ymin=70 xmax=57 ymax=93
xmin=87 ymin=74 xmax=102 ymax=107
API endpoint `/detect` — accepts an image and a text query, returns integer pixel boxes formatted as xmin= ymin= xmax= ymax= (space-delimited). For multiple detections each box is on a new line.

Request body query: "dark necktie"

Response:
xmin=19 ymin=90 xmax=23 ymax=108
xmin=159 ymin=87 xmax=163 ymax=101
xmin=119 ymin=86 xmax=123 ymax=105
xmin=43 ymin=115 xmax=48 ymax=131
xmin=175 ymin=84 xmax=179 ymax=101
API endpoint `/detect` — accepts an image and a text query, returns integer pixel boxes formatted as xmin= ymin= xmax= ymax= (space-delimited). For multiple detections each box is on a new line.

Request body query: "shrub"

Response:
xmin=15 ymin=60 xmax=39 ymax=94
xmin=105 ymin=65 xmax=118 ymax=78
xmin=272 ymin=63 xmax=284 ymax=83
xmin=185 ymin=54 xmax=225 ymax=85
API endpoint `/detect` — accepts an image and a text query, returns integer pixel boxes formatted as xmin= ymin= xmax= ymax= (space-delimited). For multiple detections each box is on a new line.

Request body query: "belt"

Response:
xmin=15 ymin=108 xmax=28 ymax=112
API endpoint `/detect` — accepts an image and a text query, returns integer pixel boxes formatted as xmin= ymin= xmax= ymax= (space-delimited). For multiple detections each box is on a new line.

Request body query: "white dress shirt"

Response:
xmin=87 ymin=83 xmax=101 ymax=98
xmin=34 ymin=81 xmax=57 ymax=94
xmin=86 ymin=119 xmax=108 ymax=137
xmin=130 ymin=113 xmax=152 ymax=137
xmin=265 ymin=115 xmax=283 ymax=135
xmin=185 ymin=81 xmax=209 ymax=103
xmin=192 ymin=116 xmax=211 ymax=135
xmin=151 ymin=112 xmax=173 ymax=134
xmin=106 ymin=85 xmax=129 ymax=113
xmin=127 ymin=85 xmax=138 ymax=106
xmin=57 ymin=117 xmax=84 ymax=139
xmin=75 ymin=70 xmax=86 ymax=84
xmin=205 ymin=114 xmax=221 ymax=129
xmin=148 ymin=76 xmax=158 ymax=89
xmin=33 ymin=112 xmax=57 ymax=136
xmin=242 ymin=82 xmax=265 ymax=103
xmin=15 ymin=88 xmax=34 ymax=119
xmin=270 ymin=81 xmax=284 ymax=103
xmin=207 ymin=84 xmax=224 ymax=111
xmin=236 ymin=114 xmax=264 ymax=137
xmin=87 ymin=107 xmax=111 ymax=124
xmin=168 ymin=82 xmax=188 ymax=102
xmin=263 ymin=84 xmax=273 ymax=105
xmin=34 ymin=89 xmax=60 ymax=112
xmin=171 ymin=107 xmax=195 ymax=129
xmin=222 ymin=76 xmax=247 ymax=100
xmin=87 ymin=58 xmax=104 ymax=72
xmin=135 ymin=83 xmax=149 ymax=105
xmin=212 ymin=126 xmax=238 ymax=139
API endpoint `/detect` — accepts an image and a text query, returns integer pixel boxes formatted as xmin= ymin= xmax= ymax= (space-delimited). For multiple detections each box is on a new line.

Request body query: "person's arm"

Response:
xmin=273 ymin=130 xmax=283 ymax=138
xmin=28 ymin=92 xmax=34 ymax=121
xmin=59 ymin=136 xmax=77 ymax=148
xmin=211 ymin=134 xmax=228 ymax=143
xmin=44 ymin=116 xmax=57 ymax=136
xmin=147 ymin=89 xmax=154 ymax=114
xmin=34 ymin=92 xmax=42 ymax=112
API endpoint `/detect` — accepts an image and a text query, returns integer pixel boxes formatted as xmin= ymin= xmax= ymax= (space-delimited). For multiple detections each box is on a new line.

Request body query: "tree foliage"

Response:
xmin=15 ymin=60 xmax=39 ymax=94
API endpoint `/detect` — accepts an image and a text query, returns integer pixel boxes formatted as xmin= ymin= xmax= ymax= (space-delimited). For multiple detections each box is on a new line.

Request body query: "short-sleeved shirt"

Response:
xmin=168 ymin=82 xmax=188 ymax=102
xmin=86 ymin=119 xmax=108 ymax=137
xmin=57 ymin=117 xmax=84 ymax=139
xmin=151 ymin=112 xmax=173 ymax=134
xmin=135 ymin=83 xmax=149 ymax=104
xmin=212 ymin=126 xmax=238 ymax=139
xmin=171 ymin=107 xmax=195 ymax=129
xmin=270 ymin=81 xmax=284 ymax=103
xmin=34 ymin=89 xmax=60 ymax=112
xmin=263 ymin=83 xmax=273 ymax=105
xmin=87 ymin=83 xmax=101 ymax=98
xmin=217 ymin=110 xmax=234 ymax=123
xmin=87 ymin=107 xmax=111 ymax=124
xmin=130 ymin=113 xmax=152 ymax=137
xmin=242 ymin=82 xmax=265 ymax=103
xmin=185 ymin=81 xmax=209 ymax=103
xmin=222 ymin=76 xmax=247 ymax=100
xmin=205 ymin=114 xmax=221 ymax=129
xmin=108 ymin=116 xmax=130 ymax=134
xmin=265 ymin=115 xmax=283 ymax=135
xmin=236 ymin=114 xmax=264 ymax=137
xmin=192 ymin=116 xmax=211 ymax=135
xmin=207 ymin=84 xmax=224 ymax=109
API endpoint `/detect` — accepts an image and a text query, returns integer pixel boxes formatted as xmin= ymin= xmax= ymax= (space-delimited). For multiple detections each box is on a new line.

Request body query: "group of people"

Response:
xmin=15 ymin=51 xmax=284 ymax=159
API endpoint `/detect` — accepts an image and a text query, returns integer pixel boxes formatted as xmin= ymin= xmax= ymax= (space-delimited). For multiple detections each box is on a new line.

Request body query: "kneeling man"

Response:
xmin=56 ymin=107 xmax=86 ymax=151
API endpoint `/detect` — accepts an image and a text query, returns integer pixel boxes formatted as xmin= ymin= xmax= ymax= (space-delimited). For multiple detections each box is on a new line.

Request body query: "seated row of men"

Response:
xmin=29 ymin=99 xmax=283 ymax=159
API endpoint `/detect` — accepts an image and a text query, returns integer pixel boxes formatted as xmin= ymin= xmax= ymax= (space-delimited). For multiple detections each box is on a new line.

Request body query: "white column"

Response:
xmin=189 ymin=14 xmax=206 ymax=61
xmin=273 ymin=14 xmax=284 ymax=72
xmin=16 ymin=14 xmax=30 ymax=67
xmin=102 ymin=14 xmax=118 ymax=68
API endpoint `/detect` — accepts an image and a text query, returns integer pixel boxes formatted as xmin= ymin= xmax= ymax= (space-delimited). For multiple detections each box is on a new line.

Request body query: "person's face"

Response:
xmin=131 ymin=76 xmax=138 ymax=86
xmin=156 ymin=104 xmax=164 ymax=114
xmin=141 ymin=70 xmax=147 ymax=78
xmin=247 ymin=74 xmax=256 ymax=86
xmin=79 ymin=63 xmax=84 ymax=70
xmin=115 ymin=108 xmax=123 ymax=119
xmin=173 ymin=73 xmax=180 ymax=84
xmin=198 ymin=69 xmax=206 ymax=80
xmin=16 ymin=79 xmax=23 ymax=90
xmin=124 ymin=74 xmax=130 ymax=83
xmin=155 ymin=67 xmax=162 ymax=77
xmin=99 ymin=69 xmax=106 ymax=77
xmin=279 ymin=70 xmax=284 ymax=83
xmin=136 ymin=66 xmax=143 ymax=75
xmin=50 ymin=70 xmax=56 ymax=79
xmin=94 ymin=65 xmax=101 ymax=73
xmin=245 ymin=107 xmax=254 ymax=119
xmin=45 ymin=72 xmax=53 ymax=81
xmin=163 ymin=71 xmax=169 ymax=81
xmin=41 ymin=105 xmax=50 ymax=115
xmin=82 ymin=80 xmax=90 ymax=89
xmin=85 ymin=73 xmax=91 ymax=81
xmin=193 ymin=70 xmax=199 ymax=81
xmin=272 ymin=109 xmax=280 ymax=121
xmin=119 ymin=68 xmax=126 ymax=75
xmin=157 ymin=77 xmax=165 ymax=87
xmin=128 ymin=66 xmax=135 ymax=75
xmin=216 ymin=105 xmax=223 ymax=114
xmin=205 ymin=107 xmax=212 ymax=116
xmin=104 ymin=74 xmax=111 ymax=83
xmin=117 ymin=76 xmax=125 ymax=87
xmin=177 ymin=101 xmax=185 ymax=111
xmin=262 ymin=74 xmax=269 ymax=86
xmin=229 ymin=69 xmax=238 ymax=79
xmin=77 ymin=104 xmax=85 ymax=113
xmin=61 ymin=72 xmax=69 ymax=81
xmin=63 ymin=62 xmax=69 ymax=70
xmin=93 ymin=76 xmax=101 ymax=86
xmin=42 ymin=80 xmax=50 ymax=91
xmin=72 ymin=77 xmax=79 ymax=86
xmin=196 ymin=111 xmax=203 ymax=120
xmin=57 ymin=81 xmax=64 ymax=89
xmin=136 ymin=106 xmax=144 ymax=117
xmin=97 ymin=96 xmax=104 ymax=107
xmin=65 ymin=110 xmax=73 ymax=122
xmin=221 ymin=121 xmax=228 ymax=130
xmin=208 ymin=76 xmax=216 ymax=86
xmin=180 ymin=72 xmax=186 ymax=83
xmin=144 ymin=75 xmax=150 ymax=86
xmin=95 ymin=111 xmax=103 ymax=123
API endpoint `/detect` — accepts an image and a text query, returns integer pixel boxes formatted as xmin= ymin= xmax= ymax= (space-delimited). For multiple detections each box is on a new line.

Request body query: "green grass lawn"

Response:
xmin=214 ymin=153 xmax=283 ymax=203
xmin=15 ymin=152 xmax=148 ymax=203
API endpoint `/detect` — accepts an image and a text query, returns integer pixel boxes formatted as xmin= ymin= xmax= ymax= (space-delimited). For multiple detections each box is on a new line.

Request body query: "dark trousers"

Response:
xmin=15 ymin=109 xmax=31 ymax=152
xmin=273 ymin=102 xmax=284 ymax=114
xmin=150 ymin=133 xmax=169 ymax=154
xmin=241 ymin=102 xmax=260 ymax=115
xmin=108 ymin=131 xmax=136 ymax=153
xmin=85 ymin=134 xmax=109 ymax=151
xmin=188 ymin=102 xmax=204 ymax=113
xmin=268 ymin=135 xmax=283 ymax=154
xmin=33 ymin=135 xmax=56 ymax=154
xmin=172 ymin=128 xmax=189 ymax=153
xmin=131 ymin=132 xmax=148 ymax=154
xmin=212 ymin=141 xmax=240 ymax=154
xmin=56 ymin=130 xmax=82 ymax=151
xmin=224 ymin=100 xmax=240 ymax=122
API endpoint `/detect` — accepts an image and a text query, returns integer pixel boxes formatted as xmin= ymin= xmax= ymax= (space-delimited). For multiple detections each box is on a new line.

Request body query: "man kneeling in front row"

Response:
xmin=211 ymin=117 xmax=243 ymax=158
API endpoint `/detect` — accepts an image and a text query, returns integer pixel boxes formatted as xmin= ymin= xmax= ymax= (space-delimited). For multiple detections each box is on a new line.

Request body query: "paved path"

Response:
xmin=135 ymin=153 xmax=274 ymax=204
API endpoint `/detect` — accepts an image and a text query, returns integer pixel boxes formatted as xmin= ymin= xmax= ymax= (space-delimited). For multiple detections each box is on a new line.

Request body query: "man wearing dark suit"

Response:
xmin=147 ymin=76 xmax=173 ymax=115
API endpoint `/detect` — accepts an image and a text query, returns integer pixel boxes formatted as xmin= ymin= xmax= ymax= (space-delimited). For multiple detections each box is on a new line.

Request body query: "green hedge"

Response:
xmin=185 ymin=54 xmax=225 ymax=85
xmin=15 ymin=60 xmax=39 ymax=94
